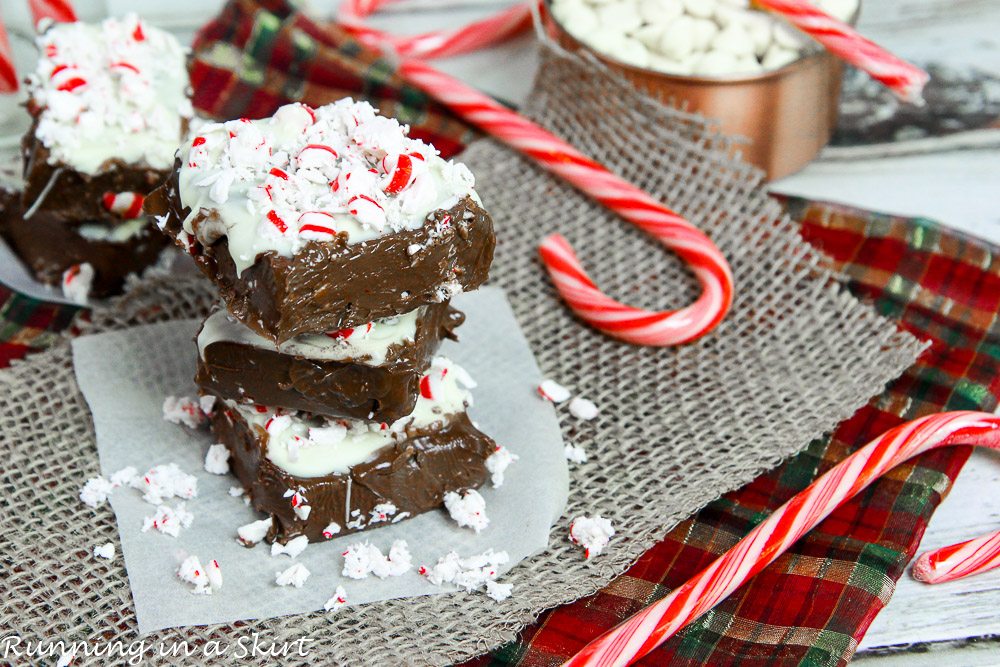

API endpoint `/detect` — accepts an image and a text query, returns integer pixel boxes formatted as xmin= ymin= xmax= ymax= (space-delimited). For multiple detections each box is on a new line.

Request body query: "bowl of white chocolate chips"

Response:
xmin=544 ymin=0 xmax=860 ymax=179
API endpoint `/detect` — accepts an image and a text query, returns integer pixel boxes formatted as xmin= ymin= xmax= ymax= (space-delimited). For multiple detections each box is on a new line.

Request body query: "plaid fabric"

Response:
xmin=3 ymin=2 xmax=998 ymax=661
xmin=462 ymin=198 xmax=1000 ymax=667
xmin=189 ymin=0 xmax=476 ymax=157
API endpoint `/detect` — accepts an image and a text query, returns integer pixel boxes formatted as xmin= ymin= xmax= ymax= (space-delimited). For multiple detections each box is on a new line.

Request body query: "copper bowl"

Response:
xmin=542 ymin=5 xmax=853 ymax=180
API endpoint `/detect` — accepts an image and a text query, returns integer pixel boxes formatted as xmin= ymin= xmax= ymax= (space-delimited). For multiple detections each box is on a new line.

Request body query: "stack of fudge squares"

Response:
xmin=0 ymin=15 xmax=191 ymax=300
xmin=146 ymin=99 xmax=502 ymax=545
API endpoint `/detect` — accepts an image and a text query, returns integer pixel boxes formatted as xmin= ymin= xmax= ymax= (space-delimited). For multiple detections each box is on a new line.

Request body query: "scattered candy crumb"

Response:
xmin=162 ymin=395 xmax=205 ymax=429
xmin=537 ymin=379 xmax=571 ymax=403
xmin=198 ymin=395 xmax=216 ymax=415
xmin=369 ymin=502 xmax=398 ymax=523
xmin=564 ymin=444 xmax=588 ymax=464
xmin=271 ymin=535 xmax=309 ymax=559
xmin=419 ymin=549 xmax=511 ymax=600
xmin=341 ymin=540 xmax=412 ymax=579
xmin=178 ymin=554 xmax=222 ymax=595
xmin=130 ymin=463 xmax=197 ymax=505
xmin=228 ymin=486 xmax=244 ymax=497
xmin=93 ymin=542 xmax=115 ymax=560
xmin=324 ymin=585 xmax=348 ymax=612
xmin=142 ymin=503 xmax=194 ymax=537
xmin=79 ymin=476 xmax=115 ymax=509
xmin=275 ymin=562 xmax=311 ymax=588
xmin=204 ymin=444 xmax=231 ymax=475
xmin=237 ymin=518 xmax=271 ymax=546
xmin=569 ymin=397 xmax=599 ymax=421
xmin=485 ymin=445 xmax=518 ymax=488
xmin=570 ymin=515 xmax=616 ymax=559
xmin=61 ymin=262 xmax=94 ymax=305
xmin=322 ymin=521 xmax=342 ymax=539
xmin=443 ymin=489 xmax=490 ymax=533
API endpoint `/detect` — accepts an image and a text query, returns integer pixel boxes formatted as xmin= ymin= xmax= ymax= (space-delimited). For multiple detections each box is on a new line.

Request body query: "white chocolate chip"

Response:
xmin=657 ymin=15 xmax=696 ymax=61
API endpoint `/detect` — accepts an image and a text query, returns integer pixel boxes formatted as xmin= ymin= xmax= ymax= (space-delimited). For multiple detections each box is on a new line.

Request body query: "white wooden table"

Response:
xmin=4 ymin=0 xmax=999 ymax=661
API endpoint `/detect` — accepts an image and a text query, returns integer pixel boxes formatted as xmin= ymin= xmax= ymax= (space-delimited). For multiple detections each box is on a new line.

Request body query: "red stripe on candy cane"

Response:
xmin=0 ymin=19 xmax=17 ymax=93
xmin=913 ymin=528 xmax=1000 ymax=585
xmin=563 ymin=412 xmax=1000 ymax=666
xmin=28 ymin=0 xmax=77 ymax=26
xmin=752 ymin=0 xmax=929 ymax=103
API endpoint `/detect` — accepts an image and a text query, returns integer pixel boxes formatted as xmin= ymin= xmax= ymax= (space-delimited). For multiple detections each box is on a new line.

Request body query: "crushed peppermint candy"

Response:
xmin=79 ymin=475 xmax=115 ymax=509
xmin=419 ymin=549 xmax=510 ymax=596
xmin=28 ymin=15 xmax=193 ymax=175
xmin=177 ymin=554 xmax=222 ymax=595
xmin=369 ymin=502 xmax=398 ymax=523
xmin=228 ymin=486 xmax=245 ymax=497
xmin=271 ymin=535 xmax=309 ymax=559
xmin=485 ymin=445 xmax=518 ymax=488
xmin=129 ymin=463 xmax=197 ymax=505
xmin=178 ymin=99 xmax=479 ymax=275
xmin=443 ymin=489 xmax=489 ymax=533
xmin=237 ymin=518 xmax=272 ymax=546
xmin=324 ymin=585 xmax=349 ymax=612
xmin=142 ymin=503 xmax=194 ymax=537
xmin=199 ymin=395 xmax=216 ymax=415
xmin=61 ymin=263 xmax=94 ymax=305
xmin=564 ymin=444 xmax=588 ymax=464
xmin=162 ymin=395 xmax=205 ymax=429
xmin=486 ymin=580 xmax=514 ymax=602
xmin=322 ymin=522 xmax=342 ymax=539
xmin=537 ymin=379 xmax=571 ymax=403
xmin=569 ymin=397 xmax=599 ymax=421
xmin=341 ymin=540 xmax=412 ymax=579
xmin=569 ymin=515 xmax=616 ymax=559
xmin=204 ymin=443 xmax=230 ymax=475
xmin=93 ymin=542 xmax=115 ymax=560
xmin=275 ymin=563 xmax=310 ymax=588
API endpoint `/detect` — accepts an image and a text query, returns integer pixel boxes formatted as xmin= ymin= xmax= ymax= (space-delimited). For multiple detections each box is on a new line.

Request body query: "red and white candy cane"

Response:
xmin=753 ymin=0 xmax=929 ymax=104
xmin=28 ymin=0 xmax=78 ymax=26
xmin=563 ymin=411 xmax=1000 ymax=667
xmin=0 ymin=16 xmax=17 ymax=93
xmin=913 ymin=528 xmax=1000 ymax=585
xmin=337 ymin=3 xmax=735 ymax=346
xmin=338 ymin=0 xmax=531 ymax=60
xmin=102 ymin=191 xmax=145 ymax=219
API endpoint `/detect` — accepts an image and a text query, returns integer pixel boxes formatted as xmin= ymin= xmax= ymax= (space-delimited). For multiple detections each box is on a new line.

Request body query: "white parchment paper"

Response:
xmin=71 ymin=286 xmax=568 ymax=634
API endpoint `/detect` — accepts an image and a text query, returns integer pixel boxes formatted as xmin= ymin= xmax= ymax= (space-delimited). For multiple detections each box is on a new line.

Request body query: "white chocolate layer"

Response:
xmin=178 ymin=100 xmax=479 ymax=275
xmin=229 ymin=356 xmax=474 ymax=477
xmin=198 ymin=307 xmax=419 ymax=367
xmin=28 ymin=15 xmax=193 ymax=175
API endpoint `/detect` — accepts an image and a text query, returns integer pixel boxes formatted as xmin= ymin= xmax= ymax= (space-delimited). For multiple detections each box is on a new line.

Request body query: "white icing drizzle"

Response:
xmin=227 ymin=357 xmax=474 ymax=477
xmin=177 ymin=99 xmax=479 ymax=275
xmin=198 ymin=306 xmax=420 ymax=367
xmin=77 ymin=218 xmax=148 ymax=242
xmin=27 ymin=14 xmax=192 ymax=175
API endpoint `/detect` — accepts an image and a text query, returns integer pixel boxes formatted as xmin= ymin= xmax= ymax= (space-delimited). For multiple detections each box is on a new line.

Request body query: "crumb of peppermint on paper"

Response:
xmin=228 ymin=486 xmax=244 ymax=497
xmin=162 ymin=395 xmax=205 ymax=429
xmin=271 ymin=535 xmax=309 ymax=559
xmin=443 ymin=489 xmax=489 ymax=533
xmin=204 ymin=443 xmax=230 ymax=475
xmin=322 ymin=522 xmax=342 ymax=539
xmin=569 ymin=397 xmax=599 ymax=421
xmin=79 ymin=476 xmax=114 ymax=508
xmin=178 ymin=554 xmax=222 ymax=595
xmin=237 ymin=518 xmax=271 ymax=546
xmin=564 ymin=444 xmax=588 ymax=464
xmin=93 ymin=542 xmax=115 ymax=560
xmin=419 ymin=549 xmax=512 ymax=600
xmin=129 ymin=463 xmax=197 ymax=505
xmin=324 ymin=585 xmax=349 ymax=612
xmin=341 ymin=540 xmax=412 ymax=579
xmin=142 ymin=503 xmax=194 ymax=537
xmin=61 ymin=262 xmax=94 ymax=305
xmin=485 ymin=445 xmax=518 ymax=487
xmin=569 ymin=515 xmax=616 ymax=559
xmin=537 ymin=379 xmax=571 ymax=403
xmin=275 ymin=563 xmax=310 ymax=588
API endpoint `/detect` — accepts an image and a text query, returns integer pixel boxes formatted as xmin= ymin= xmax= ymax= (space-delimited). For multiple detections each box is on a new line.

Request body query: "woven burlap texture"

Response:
xmin=0 ymin=45 xmax=925 ymax=666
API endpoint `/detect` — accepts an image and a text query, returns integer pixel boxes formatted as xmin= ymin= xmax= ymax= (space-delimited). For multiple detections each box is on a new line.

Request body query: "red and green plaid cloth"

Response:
xmin=5 ymin=2 xmax=999 ymax=663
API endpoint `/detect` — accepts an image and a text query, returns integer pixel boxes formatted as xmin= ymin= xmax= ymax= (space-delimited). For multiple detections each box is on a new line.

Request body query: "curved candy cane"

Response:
xmin=337 ymin=3 xmax=735 ymax=346
xmin=753 ymin=0 xmax=929 ymax=104
xmin=913 ymin=528 xmax=1000 ymax=585
xmin=338 ymin=0 xmax=532 ymax=60
xmin=563 ymin=411 xmax=1000 ymax=667
xmin=0 ymin=17 xmax=17 ymax=93
xmin=29 ymin=0 xmax=78 ymax=26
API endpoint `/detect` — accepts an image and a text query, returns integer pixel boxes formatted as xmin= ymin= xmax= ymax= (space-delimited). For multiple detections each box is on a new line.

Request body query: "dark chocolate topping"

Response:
xmin=196 ymin=303 xmax=464 ymax=421
xmin=210 ymin=402 xmax=496 ymax=544
xmin=146 ymin=161 xmax=496 ymax=343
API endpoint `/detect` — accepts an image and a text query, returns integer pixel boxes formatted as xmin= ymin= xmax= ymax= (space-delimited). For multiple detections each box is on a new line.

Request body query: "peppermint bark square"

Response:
xmin=20 ymin=15 xmax=192 ymax=220
xmin=145 ymin=100 xmax=495 ymax=343
xmin=208 ymin=357 xmax=495 ymax=544
xmin=195 ymin=303 xmax=464 ymax=422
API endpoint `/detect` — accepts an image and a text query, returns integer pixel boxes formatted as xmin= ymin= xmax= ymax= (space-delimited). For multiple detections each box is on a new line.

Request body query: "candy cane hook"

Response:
xmin=913 ymin=528 xmax=1000 ymax=585
xmin=337 ymin=1 xmax=735 ymax=346
xmin=564 ymin=411 xmax=1000 ymax=666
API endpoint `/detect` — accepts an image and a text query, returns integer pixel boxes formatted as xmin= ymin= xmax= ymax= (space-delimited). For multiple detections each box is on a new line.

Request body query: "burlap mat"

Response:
xmin=0 ymin=45 xmax=925 ymax=665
